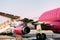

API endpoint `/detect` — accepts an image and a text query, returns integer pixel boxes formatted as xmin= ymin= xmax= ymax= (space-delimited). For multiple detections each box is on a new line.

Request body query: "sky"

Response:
xmin=0 ymin=0 xmax=60 ymax=23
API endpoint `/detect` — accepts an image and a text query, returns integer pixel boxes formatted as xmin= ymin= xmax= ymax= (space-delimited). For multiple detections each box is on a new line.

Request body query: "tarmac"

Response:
xmin=22 ymin=30 xmax=60 ymax=40
xmin=0 ymin=30 xmax=60 ymax=40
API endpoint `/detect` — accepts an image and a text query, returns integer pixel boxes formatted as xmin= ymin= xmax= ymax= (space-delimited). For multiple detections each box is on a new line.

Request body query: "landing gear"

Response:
xmin=36 ymin=33 xmax=42 ymax=40
xmin=53 ymin=30 xmax=58 ymax=33
xmin=41 ymin=33 xmax=46 ymax=40
xmin=36 ymin=33 xmax=46 ymax=40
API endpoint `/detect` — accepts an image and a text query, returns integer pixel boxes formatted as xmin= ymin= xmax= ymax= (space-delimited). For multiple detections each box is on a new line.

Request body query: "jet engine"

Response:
xmin=14 ymin=26 xmax=30 ymax=35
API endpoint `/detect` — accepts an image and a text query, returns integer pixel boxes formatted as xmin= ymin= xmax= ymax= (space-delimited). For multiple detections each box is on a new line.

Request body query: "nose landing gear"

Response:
xmin=36 ymin=33 xmax=46 ymax=40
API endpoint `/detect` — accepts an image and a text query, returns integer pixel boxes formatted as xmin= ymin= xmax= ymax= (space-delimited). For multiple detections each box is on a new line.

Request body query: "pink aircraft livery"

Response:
xmin=38 ymin=8 xmax=60 ymax=33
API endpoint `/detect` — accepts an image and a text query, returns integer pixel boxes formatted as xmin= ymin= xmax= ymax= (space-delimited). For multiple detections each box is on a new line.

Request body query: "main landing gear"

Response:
xmin=36 ymin=33 xmax=46 ymax=40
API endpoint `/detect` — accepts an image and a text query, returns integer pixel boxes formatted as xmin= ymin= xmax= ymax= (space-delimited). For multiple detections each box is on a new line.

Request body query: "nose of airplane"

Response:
xmin=38 ymin=8 xmax=60 ymax=22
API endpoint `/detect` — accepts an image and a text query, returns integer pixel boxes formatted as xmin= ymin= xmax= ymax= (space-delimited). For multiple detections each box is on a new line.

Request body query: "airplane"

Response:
xmin=0 ymin=8 xmax=60 ymax=40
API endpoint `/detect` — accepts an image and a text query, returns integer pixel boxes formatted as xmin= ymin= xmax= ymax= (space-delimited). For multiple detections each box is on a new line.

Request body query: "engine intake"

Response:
xmin=22 ymin=27 xmax=30 ymax=34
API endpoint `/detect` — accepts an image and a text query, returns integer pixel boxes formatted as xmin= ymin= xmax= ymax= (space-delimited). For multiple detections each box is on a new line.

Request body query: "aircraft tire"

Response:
xmin=36 ymin=33 xmax=42 ymax=40
xmin=53 ymin=30 xmax=57 ymax=33
xmin=41 ymin=33 xmax=46 ymax=40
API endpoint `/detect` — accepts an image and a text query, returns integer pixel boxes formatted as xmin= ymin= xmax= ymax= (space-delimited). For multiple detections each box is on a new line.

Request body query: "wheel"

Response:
xmin=0 ymin=32 xmax=6 ymax=35
xmin=36 ymin=33 xmax=42 ymax=40
xmin=53 ymin=30 xmax=57 ymax=33
xmin=53 ymin=30 xmax=60 ymax=34
xmin=41 ymin=33 xmax=46 ymax=40
xmin=7 ymin=32 xmax=13 ymax=36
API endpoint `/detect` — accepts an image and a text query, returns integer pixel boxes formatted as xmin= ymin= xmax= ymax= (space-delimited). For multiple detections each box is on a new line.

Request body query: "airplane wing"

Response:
xmin=0 ymin=12 xmax=20 ymax=20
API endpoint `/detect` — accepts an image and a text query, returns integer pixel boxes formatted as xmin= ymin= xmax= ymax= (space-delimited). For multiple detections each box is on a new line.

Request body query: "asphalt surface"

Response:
xmin=28 ymin=38 xmax=60 ymax=40
xmin=32 ymin=38 xmax=60 ymax=40
xmin=22 ymin=33 xmax=60 ymax=40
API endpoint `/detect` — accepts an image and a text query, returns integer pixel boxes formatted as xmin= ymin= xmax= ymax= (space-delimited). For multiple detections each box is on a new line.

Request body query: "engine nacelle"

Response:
xmin=14 ymin=26 xmax=30 ymax=35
